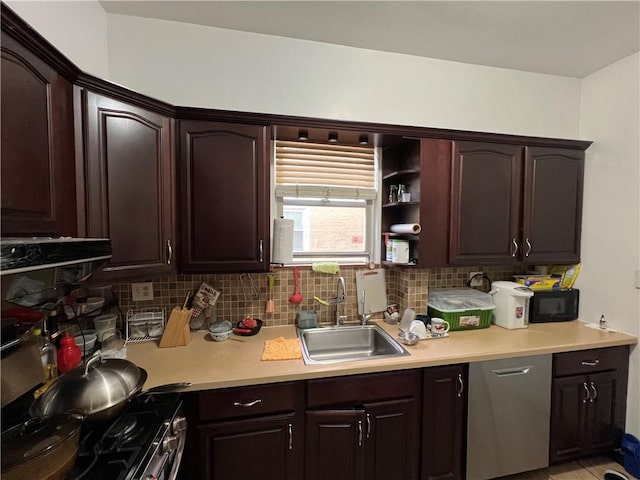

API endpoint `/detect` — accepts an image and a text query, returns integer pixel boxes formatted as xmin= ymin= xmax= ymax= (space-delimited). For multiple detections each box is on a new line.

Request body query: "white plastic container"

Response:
xmin=489 ymin=281 xmax=534 ymax=329
xmin=391 ymin=240 xmax=409 ymax=264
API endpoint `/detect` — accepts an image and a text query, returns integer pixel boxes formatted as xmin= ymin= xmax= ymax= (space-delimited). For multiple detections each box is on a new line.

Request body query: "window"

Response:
xmin=273 ymin=140 xmax=379 ymax=265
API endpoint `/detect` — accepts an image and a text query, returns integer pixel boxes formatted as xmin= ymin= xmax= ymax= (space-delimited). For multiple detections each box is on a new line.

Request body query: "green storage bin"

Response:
xmin=427 ymin=288 xmax=495 ymax=330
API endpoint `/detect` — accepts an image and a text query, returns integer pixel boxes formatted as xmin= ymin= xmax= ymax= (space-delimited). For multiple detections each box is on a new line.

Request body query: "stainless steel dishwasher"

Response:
xmin=466 ymin=354 xmax=552 ymax=480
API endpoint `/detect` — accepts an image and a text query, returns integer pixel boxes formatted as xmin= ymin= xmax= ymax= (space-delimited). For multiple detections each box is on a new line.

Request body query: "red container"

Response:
xmin=57 ymin=334 xmax=81 ymax=373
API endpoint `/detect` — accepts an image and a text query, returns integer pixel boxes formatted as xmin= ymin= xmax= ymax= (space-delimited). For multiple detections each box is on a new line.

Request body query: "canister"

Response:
xmin=391 ymin=240 xmax=409 ymax=264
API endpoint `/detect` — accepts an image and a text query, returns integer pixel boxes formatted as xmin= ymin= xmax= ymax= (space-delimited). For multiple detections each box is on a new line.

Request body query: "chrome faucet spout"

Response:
xmin=335 ymin=277 xmax=347 ymax=325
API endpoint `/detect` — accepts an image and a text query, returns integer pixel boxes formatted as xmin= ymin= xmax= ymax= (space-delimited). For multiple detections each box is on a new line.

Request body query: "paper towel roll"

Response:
xmin=390 ymin=223 xmax=422 ymax=234
xmin=272 ymin=218 xmax=294 ymax=264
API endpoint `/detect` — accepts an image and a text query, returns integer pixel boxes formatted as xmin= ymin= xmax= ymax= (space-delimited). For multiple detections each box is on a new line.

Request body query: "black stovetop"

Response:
xmin=1 ymin=388 xmax=181 ymax=480
xmin=67 ymin=392 xmax=181 ymax=480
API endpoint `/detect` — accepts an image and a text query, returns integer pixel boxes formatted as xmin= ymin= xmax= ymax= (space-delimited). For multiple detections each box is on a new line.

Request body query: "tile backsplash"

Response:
xmin=95 ymin=265 xmax=521 ymax=331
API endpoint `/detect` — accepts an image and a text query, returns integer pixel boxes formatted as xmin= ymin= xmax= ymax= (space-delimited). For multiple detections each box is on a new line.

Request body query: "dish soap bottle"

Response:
xmin=57 ymin=333 xmax=81 ymax=374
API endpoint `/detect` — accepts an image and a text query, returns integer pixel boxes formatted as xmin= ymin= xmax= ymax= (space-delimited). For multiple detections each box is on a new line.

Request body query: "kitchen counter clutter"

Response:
xmin=126 ymin=319 xmax=636 ymax=391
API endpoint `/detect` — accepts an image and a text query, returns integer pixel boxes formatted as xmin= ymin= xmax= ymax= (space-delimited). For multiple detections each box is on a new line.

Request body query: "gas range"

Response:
xmin=67 ymin=392 xmax=186 ymax=480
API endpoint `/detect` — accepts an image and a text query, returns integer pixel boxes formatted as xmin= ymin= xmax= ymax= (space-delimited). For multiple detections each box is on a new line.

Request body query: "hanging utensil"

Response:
xmin=266 ymin=273 xmax=275 ymax=314
xmin=289 ymin=267 xmax=303 ymax=304
xmin=240 ymin=273 xmax=259 ymax=302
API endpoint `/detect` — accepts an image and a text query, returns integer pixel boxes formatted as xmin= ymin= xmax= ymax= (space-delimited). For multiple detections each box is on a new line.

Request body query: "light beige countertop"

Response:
xmin=126 ymin=320 xmax=637 ymax=392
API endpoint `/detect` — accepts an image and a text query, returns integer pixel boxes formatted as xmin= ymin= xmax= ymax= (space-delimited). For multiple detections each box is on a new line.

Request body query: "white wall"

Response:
xmin=105 ymin=14 xmax=582 ymax=139
xmin=5 ymin=0 xmax=109 ymax=79
xmin=578 ymin=52 xmax=640 ymax=435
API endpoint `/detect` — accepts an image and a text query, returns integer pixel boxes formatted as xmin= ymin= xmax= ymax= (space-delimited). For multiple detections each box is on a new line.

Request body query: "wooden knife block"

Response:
xmin=159 ymin=307 xmax=192 ymax=348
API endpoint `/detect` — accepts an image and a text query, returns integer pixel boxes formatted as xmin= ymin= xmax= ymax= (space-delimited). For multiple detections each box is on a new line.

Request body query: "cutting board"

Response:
xmin=355 ymin=268 xmax=387 ymax=315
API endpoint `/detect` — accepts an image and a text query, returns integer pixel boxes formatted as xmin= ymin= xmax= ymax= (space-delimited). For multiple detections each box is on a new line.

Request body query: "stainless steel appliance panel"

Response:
xmin=467 ymin=354 xmax=552 ymax=480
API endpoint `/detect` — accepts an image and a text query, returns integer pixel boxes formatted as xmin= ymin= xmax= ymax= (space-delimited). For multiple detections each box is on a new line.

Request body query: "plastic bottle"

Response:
xmin=57 ymin=333 xmax=81 ymax=374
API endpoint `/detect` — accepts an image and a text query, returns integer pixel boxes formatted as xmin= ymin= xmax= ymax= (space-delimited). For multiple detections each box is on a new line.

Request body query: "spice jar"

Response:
xmin=388 ymin=185 xmax=398 ymax=204
xmin=57 ymin=333 xmax=81 ymax=374
xmin=397 ymin=184 xmax=407 ymax=202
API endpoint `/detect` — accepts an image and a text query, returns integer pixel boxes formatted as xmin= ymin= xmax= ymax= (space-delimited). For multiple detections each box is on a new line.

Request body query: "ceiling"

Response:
xmin=99 ymin=1 xmax=640 ymax=78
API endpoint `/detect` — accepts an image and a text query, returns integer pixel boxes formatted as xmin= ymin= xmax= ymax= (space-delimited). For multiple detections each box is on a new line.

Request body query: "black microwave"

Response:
xmin=529 ymin=288 xmax=579 ymax=323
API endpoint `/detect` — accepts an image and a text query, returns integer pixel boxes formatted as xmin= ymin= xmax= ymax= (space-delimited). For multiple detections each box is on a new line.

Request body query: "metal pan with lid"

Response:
xmin=29 ymin=355 xmax=147 ymax=423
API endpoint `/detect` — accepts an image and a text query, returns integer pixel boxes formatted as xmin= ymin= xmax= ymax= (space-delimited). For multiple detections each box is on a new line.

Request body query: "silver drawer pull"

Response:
xmin=590 ymin=382 xmax=597 ymax=403
xmin=492 ymin=366 xmax=531 ymax=377
xmin=358 ymin=420 xmax=363 ymax=447
xmin=581 ymin=360 xmax=599 ymax=367
xmin=233 ymin=399 xmax=262 ymax=408
xmin=288 ymin=423 xmax=293 ymax=450
xmin=583 ymin=382 xmax=590 ymax=403
xmin=457 ymin=372 xmax=464 ymax=398
xmin=511 ymin=238 xmax=519 ymax=257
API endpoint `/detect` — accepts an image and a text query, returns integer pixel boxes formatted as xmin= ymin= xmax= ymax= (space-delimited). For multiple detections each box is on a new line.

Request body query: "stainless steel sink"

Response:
xmin=298 ymin=324 xmax=410 ymax=365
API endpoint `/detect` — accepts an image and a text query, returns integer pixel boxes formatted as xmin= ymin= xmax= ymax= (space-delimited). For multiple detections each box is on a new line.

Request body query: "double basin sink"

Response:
xmin=297 ymin=324 xmax=410 ymax=365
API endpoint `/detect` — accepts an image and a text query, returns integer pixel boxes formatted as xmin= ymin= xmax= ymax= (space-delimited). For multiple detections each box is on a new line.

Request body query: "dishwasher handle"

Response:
xmin=492 ymin=366 xmax=532 ymax=377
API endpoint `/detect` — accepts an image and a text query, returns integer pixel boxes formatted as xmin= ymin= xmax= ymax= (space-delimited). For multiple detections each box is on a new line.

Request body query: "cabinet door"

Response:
xmin=422 ymin=365 xmax=466 ymax=480
xmin=449 ymin=141 xmax=523 ymax=264
xmin=364 ymin=398 xmax=419 ymax=480
xmin=305 ymin=410 xmax=366 ymax=480
xmin=586 ymin=370 xmax=622 ymax=455
xmin=550 ymin=375 xmax=589 ymax=462
xmin=198 ymin=413 xmax=298 ymax=480
xmin=83 ymin=92 xmax=174 ymax=279
xmin=1 ymin=32 xmax=76 ymax=237
xmin=522 ymin=147 xmax=584 ymax=264
xmin=178 ymin=121 xmax=269 ymax=273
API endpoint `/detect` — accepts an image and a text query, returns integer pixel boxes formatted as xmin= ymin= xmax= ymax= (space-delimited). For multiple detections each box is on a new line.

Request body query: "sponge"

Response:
xmin=312 ymin=262 xmax=340 ymax=274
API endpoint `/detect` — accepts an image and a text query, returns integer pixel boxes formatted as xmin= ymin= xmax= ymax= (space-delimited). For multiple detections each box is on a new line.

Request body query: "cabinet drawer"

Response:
xmin=307 ymin=370 xmax=420 ymax=408
xmin=198 ymin=382 xmax=297 ymax=421
xmin=553 ymin=346 xmax=628 ymax=377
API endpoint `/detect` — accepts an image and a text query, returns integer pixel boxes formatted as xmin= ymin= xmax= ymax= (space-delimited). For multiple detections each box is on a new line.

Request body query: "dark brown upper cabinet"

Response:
xmin=80 ymin=91 xmax=175 ymax=280
xmin=1 ymin=31 xmax=77 ymax=237
xmin=381 ymin=138 xmax=453 ymax=268
xmin=178 ymin=120 xmax=270 ymax=273
xmin=449 ymin=141 xmax=584 ymax=265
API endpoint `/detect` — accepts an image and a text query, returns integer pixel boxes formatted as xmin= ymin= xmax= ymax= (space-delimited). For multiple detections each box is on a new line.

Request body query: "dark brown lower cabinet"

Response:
xmin=422 ymin=364 xmax=467 ymax=480
xmin=550 ymin=347 xmax=629 ymax=463
xmin=198 ymin=413 xmax=298 ymax=480
xmin=181 ymin=382 xmax=303 ymax=480
xmin=305 ymin=370 xmax=421 ymax=480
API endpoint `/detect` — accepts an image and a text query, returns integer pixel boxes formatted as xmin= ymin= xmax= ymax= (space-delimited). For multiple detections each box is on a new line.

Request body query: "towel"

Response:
xmin=312 ymin=262 xmax=340 ymax=274
xmin=261 ymin=337 xmax=302 ymax=361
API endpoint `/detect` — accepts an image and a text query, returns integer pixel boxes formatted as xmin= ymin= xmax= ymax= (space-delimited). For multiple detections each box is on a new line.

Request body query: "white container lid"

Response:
xmin=428 ymin=287 xmax=495 ymax=312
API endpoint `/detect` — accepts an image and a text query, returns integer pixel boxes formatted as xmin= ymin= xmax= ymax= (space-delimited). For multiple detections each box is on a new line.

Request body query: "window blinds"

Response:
xmin=275 ymin=140 xmax=376 ymax=200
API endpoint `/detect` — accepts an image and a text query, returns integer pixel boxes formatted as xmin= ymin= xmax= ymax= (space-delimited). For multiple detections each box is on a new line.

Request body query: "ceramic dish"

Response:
xmin=233 ymin=318 xmax=263 ymax=336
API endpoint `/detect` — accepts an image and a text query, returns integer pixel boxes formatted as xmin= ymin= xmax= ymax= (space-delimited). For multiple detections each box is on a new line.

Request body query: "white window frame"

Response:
xmin=270 ymin=140 xmax=381 ymax=266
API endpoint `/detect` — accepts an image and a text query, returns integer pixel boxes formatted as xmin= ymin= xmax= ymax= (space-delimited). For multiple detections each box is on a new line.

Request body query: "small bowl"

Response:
xmin=93 ymin=313 xmax=117 ymax=332
xmin=398 ymin=331 xmax=419 ymax=346
xmin=210 ymin=329 xmax=232 ymax=342
xmin=74 ymin=333 xmax=97 ymax=355
xmin=209 ymin=320 xmax=233 ymax=334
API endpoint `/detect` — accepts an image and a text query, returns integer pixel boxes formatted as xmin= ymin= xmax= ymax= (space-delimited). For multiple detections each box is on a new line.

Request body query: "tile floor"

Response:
xmin=497 ymin=455 xmax=636 ymax=480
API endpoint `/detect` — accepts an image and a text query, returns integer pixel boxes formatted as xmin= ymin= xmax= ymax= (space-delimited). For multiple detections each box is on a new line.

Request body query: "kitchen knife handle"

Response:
xmin=457 ymin=372 xmax=464 ymax=398
xmin=259 ymin=239 xmax=264 ymax=263
xmin=233 ymin=399 xmax=262 ymax=408
xmin=583 ymin=382 xmax=590 ymax=403
xmin=166 ymin=239 xmax=173 ymax=265
xmin=511 ymin=238 xmax=519 ymax=257
xmin=524 ymin=238 xmax=532 ymax=257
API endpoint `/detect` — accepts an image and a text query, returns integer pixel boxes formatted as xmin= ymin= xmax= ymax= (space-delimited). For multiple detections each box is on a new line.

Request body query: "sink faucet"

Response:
xmin=359 ymin=291 xmax=371 ymax=325
xmin=335 ymin=276 xmax=347 ymax=325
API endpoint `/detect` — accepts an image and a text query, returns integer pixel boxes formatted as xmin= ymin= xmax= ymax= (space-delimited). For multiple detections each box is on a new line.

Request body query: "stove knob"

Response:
xmin=162 ymin=434 xmax=179 ymax=454
xmin=172 ymin=415 xmax=187 ymax=434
